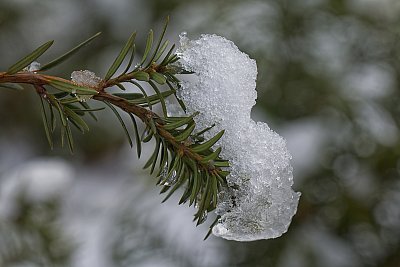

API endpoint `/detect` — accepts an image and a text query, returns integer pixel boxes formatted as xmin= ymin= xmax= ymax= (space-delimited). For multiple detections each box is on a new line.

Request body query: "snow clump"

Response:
xmin=176 ymin=33 xmax=300 ymax=241
xmin=71 ymin=70 xmax=102 ymax=88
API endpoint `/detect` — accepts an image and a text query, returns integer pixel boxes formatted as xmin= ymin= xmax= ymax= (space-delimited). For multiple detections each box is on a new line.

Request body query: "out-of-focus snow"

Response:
xmin=0 ymin=155 xmax=229 ymax=267
xmin=0 ymin=159 xmax=73 ymax=219
xmin=63 ymin=153 xmax=229 ymax=267
xmin=176 ymin=34 xmax=300 ymax=241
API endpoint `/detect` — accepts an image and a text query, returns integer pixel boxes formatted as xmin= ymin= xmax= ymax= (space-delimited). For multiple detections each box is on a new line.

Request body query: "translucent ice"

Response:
xmin=176 ymin=34 xmax=300 ymax=241
xmin=71 ymin=70 xmax=102 ymax=88
xmin=24 ymin=61 xmax=41 ymax=72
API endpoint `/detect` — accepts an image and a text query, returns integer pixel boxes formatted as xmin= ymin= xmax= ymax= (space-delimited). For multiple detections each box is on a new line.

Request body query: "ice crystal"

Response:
xmin=176 ymin=34 xmax=300 ymax=241
xmin=23 ymin=61 xmax=41 ymax=72
xmin=164 ymin=170 xmax=178 ymax=186
xmin=157 ymin=161 xmax=178 ymax=186
xmin=71 ymin=70 xmax=102 ymax=88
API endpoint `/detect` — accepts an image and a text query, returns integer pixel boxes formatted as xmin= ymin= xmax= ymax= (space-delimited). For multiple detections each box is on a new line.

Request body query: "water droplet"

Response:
xmin=30 ymin=62 xmax=41 ymax=72
xmin=194 ymin=193 xmax=202 ymax=209
xmin=199 ymin=211 xmax=208 ymax=224
xmin=179 ymin=31 xmax=187 ymax=38
xmin=159 ymin=162 xmax=168 ymax=179
xmin=76 ymin=95 xmax=92 ymax=103
xmin=24 ymin=61 xmax=41 ymax=72
xmin=164 ymin=170 xmax=177 ymax=186
xmin=178 ymin=31 xmax=190 ymax=51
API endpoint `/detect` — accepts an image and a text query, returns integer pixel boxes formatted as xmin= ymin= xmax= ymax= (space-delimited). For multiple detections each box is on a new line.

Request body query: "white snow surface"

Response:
xmin=176 ymin=33 xmax=300 ymax=241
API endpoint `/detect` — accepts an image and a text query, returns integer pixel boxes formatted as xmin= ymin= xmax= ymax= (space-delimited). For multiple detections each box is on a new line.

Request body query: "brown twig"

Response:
xmin=0 ymin=71 xmax=220 ymax=173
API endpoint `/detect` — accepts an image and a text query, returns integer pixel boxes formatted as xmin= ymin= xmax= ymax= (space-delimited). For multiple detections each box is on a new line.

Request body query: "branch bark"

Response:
xmin=0 ymin=71 xmax=219 ymax=173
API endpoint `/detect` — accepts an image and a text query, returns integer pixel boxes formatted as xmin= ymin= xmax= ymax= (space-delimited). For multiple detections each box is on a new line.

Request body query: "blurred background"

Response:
xmin=1 ymin=0 xmax=400 ymax=266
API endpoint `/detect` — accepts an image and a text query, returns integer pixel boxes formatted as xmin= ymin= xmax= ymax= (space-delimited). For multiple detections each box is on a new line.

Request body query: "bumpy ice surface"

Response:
xmin=176 ymin=33 xmax=300 ymax=241
xmin=71 ymin=70 xmax=102 ymax=88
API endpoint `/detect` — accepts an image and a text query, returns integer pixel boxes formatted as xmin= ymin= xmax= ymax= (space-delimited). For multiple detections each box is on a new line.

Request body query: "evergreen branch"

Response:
xmin=0 ymin=23 xmax=230 ymax=233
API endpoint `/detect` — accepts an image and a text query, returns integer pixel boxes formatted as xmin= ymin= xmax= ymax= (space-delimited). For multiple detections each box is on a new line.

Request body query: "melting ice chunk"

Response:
xmin=176 ymin=34 xmax=300 ymax=241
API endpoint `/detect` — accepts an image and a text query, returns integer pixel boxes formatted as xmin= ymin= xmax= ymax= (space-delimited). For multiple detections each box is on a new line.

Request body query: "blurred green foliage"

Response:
xmin=0 ymin=195 xmax=72 ymax=267
xmin=1 ymin=0 xmax=400 ymax=266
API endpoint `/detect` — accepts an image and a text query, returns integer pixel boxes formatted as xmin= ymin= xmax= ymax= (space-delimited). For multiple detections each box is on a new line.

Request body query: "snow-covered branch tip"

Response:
xmin=0 ymin=18 xmax=300 ymax=241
